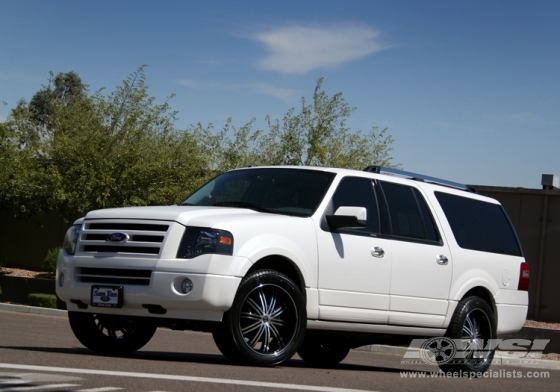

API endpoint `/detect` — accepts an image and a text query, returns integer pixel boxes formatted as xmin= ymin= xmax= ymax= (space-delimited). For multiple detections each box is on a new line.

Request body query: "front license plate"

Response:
xmin=91 ymin=286 xmax=123 ymax=308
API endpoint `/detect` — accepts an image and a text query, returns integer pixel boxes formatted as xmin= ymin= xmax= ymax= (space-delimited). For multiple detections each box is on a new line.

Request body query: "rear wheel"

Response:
xmin=297 ymin=335 xmax=350 ymax=367
xmin=212 ymin=270 xmax=306 ymax=366
xmin=439 ymin=296 xmax=496 ymax=375
xmin=68 ymin=312 xmax=156 ymax=355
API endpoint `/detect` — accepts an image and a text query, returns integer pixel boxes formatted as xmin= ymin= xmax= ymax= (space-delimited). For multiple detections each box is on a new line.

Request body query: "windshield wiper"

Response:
xmin=213 ymin=201 xmax=271 ymax=213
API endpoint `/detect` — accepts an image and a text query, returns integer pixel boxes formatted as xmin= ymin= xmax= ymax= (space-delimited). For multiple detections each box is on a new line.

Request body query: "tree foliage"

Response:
xmin=0 ymin=70 xmax=398 ymax=223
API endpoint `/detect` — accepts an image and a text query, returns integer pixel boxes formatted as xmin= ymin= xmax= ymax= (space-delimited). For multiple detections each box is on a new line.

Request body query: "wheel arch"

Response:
xmin=246 ymin=255 xmax=306 ymax=296
xmin=454 ymin=286 xmax=498 ymax=328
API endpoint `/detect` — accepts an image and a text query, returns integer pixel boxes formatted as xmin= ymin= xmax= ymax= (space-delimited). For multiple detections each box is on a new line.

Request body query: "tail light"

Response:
xmin=517 ymin=262 xmax=530 ymax=291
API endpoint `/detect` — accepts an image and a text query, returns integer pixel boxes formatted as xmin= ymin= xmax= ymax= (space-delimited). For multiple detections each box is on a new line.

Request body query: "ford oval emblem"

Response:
xmin=107 ymin=232 xmax=130 ymax=243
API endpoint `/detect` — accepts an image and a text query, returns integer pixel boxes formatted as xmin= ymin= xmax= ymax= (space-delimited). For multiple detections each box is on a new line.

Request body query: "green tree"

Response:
xmin=196 ymin=77 xmax=398 ymax=170
xmin=264 ymin=78 xmax=397 ymax=169
xmin=0 ymin=67 xmax=206 ymax=223
xmin=0 ymin=70 xmax=398 ymax=223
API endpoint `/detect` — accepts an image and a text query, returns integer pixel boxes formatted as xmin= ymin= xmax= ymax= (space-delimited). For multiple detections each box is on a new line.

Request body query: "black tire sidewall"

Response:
xmin=226 ymin=270 xmax=306 ymax=366
xmin=68 ymin=311 xmax=156 ymax=355
xmin=442 ymin=296 xmax=497 ymax=374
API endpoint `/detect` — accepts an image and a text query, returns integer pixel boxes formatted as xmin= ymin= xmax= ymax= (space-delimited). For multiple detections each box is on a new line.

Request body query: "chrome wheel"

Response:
xmin=239 ymin=283 xmax=298 ymax=355
xmin=439 ymin=296 xmax=496 ymax=375
xmin=213 ymin=270 xmax=306 ymax=366
xmin=460 ymin=308 xmax=493 ymax=370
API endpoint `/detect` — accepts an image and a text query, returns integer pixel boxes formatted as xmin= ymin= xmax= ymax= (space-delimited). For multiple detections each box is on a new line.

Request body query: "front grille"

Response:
xmin=88 ymin=223 xmax=169 ymax=232
xmin=77 ymin=267 xmax=152 ymax=286
xmin=78 ymin=220 xmax=170 ymax=256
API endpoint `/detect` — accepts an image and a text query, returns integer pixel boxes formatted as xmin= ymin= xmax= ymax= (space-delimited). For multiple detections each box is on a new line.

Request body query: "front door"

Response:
xmin=317 ymin=177 xmax=392 ymax=324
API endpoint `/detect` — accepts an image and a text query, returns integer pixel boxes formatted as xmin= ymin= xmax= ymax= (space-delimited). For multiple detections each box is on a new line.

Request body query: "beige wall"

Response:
xmin=0 ymin=210 xmax=68 ymax=270
xmin=473 ymin=186 xmax=560 ymax=322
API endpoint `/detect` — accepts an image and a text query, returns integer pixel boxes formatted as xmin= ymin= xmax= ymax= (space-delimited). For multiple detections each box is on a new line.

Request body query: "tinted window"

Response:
xmin=379 ymin=181 xmax=440 ymax=242
xmin=182 ymin=168 xmax=335 ymax=217
xmin=330 ymin=177 xmax=380 ymax=234
xmin=435 ymin=192 xmax=522 ymax=256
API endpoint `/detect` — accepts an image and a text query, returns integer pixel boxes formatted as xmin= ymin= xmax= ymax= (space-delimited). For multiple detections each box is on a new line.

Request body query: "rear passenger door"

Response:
xmin=377 ymin=181 xmax=452 ymax=328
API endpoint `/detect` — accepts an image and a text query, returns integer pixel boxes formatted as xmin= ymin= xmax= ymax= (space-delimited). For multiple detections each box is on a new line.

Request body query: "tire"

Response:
xmin=68 ymin=312 xmax=156 ymax=355
xmin=297 ymin=335 xmax=350 ymax=367
xmin=212 ymin=270 xmax=306 ymax=366
xmin=439 ymin=296 xmax=496 ymax=375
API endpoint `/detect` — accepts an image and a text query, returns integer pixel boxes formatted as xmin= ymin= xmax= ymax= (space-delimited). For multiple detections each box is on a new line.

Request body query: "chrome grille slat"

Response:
xmin=78 ymin=220 xmax=170 ymax=256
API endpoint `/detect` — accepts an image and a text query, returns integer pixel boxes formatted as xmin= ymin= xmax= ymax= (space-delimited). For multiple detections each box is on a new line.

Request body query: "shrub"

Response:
xmin=28 ymin=293 xmax=66 ymax=309
xmin=42 ymin=247 xmax=60 ymax=273
xmin=28 ymin=293 xmax=58 ymax=309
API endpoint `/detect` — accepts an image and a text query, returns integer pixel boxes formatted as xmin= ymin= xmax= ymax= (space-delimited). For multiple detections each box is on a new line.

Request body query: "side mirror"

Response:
xmin=326 ymin=206 xmax=367 ymax=230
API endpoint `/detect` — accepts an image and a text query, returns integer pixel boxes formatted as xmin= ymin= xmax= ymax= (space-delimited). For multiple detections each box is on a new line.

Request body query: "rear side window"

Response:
xmin=378 ymin=181 xmax=440 ymax=242
xmin=435 ymin=192 xmax=522 ymax=256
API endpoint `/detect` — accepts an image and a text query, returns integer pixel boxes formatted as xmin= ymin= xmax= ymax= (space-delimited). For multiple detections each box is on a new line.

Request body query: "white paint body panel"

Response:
xmin=57 ymin=166 xmax=528 ymax=339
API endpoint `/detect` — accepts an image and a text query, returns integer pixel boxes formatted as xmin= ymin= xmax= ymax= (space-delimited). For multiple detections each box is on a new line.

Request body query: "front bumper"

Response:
xmin=56 ymin=253 xmax=248 ymax=322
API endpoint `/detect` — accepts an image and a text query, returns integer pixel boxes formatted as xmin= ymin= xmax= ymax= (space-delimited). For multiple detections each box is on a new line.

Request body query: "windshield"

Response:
xmin=182 ymin=168 xmax=335 ymax=217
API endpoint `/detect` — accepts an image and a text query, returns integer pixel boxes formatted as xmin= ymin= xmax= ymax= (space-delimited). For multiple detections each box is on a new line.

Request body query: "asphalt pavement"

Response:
xmin=1 ymin=302 xmax=558 ymax=371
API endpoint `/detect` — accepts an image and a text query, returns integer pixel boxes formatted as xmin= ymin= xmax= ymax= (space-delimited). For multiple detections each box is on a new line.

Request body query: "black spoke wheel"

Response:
xmin=297 ymin=335 xmax=350 ymax=367
xmin=68 ymin=312 xmax=156 ymax=355
xmin=440 ymin=296 xmax=496 ymax=375
xmin=212 ymin=270 xmax=306 ymax=366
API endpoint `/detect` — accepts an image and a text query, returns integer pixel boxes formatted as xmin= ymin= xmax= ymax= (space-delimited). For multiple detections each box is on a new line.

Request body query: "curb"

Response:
xmin=0 ymin=303 xmax=67 ymax=317
xmin=355 ymin=344 xmax=560 ymax=370
xmin=1 ymin=304 xmax=559 ymax=370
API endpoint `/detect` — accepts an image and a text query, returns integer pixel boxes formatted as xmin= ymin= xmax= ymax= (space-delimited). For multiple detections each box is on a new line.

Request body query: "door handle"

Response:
xmin=437 ymin=255 xmax=449 ymax=265
xmin=371 ymin=246 xmax=385 ymax=258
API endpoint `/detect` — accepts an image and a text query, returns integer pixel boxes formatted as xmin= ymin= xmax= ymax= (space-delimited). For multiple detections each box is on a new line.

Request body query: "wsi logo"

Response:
xmin=402 ymin=337 xmax=551 ymax=365
xmin=107 ymin=232 xmax=129 ymax=243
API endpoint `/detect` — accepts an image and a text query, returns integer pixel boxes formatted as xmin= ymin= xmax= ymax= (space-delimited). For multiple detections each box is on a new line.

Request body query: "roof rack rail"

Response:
xmin=363 ymin=166 xmax=476 ymax=193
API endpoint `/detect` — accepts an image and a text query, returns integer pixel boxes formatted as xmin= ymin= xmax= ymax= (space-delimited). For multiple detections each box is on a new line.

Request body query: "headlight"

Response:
xmin=177 ymin=227 xmax=234 ymax=259
xmin=62 ymin=224 xmax=81 ymax=255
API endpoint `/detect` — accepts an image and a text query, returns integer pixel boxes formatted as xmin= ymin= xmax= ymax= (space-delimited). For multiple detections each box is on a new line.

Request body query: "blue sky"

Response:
xmin=1 ymin=0 xmax=559 ymax=188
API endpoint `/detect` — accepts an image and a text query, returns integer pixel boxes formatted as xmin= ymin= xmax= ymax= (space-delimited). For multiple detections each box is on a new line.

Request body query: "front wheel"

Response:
xmin=212 ymin=270 xmax=306 ymax=366
xmin=68 ymin=312 xmax=156 ymax=355
xmin=439 ymin=296 xmax=496 ymax=375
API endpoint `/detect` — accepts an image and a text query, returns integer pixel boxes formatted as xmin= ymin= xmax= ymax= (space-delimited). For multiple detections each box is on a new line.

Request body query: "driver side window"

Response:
xmin=331 ymin=177 xmax=380 ymax=235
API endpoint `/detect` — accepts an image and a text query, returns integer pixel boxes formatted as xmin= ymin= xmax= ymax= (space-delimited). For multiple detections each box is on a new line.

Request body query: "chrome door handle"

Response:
xmin=437 ymin=255 xmax=449 ymax=265
xmin=371 ymin=247 xmax=385 ymax=258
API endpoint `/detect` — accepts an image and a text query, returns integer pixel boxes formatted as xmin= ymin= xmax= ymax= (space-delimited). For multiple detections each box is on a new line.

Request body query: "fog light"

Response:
xmin=181 ymin=278 xmax=193 ymax=294
xmin=59 ymin=273 xmax=65 ymax=287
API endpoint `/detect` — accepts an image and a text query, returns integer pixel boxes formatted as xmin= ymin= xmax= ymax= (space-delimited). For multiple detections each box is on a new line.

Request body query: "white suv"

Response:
xmin=56 ymin=166 xmax=529 ymax=373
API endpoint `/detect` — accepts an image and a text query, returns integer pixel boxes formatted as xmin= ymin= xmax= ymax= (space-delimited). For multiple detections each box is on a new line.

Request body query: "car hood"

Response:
xmin=83 ymin=205 xmax=281 ymax=227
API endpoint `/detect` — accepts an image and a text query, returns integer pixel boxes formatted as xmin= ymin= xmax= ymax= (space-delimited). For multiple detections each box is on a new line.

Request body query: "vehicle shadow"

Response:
xmin=0 ymin=345 xmax=415 ymax=374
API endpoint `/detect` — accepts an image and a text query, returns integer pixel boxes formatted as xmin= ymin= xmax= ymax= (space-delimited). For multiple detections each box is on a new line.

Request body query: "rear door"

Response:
xmin=377 ymin=181 xmax=452 ymax=328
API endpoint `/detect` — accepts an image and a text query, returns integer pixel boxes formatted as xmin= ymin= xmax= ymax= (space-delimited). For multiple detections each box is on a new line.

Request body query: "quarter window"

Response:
xmin=435 ymin=192 xmax=522 ymax=256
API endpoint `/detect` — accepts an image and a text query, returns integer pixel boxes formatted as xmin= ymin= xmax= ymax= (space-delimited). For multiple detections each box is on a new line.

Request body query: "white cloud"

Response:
xmin=254 ymin=24 xmax=385 ymax=74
